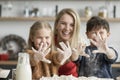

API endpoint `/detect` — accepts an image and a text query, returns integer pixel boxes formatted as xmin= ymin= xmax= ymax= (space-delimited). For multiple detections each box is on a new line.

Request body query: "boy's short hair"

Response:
xmin=86 ymin=16 xmax=110 ymax=33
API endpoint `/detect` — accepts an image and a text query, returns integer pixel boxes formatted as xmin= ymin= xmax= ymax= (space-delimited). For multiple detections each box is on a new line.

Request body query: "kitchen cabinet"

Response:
xmin=0 ymin=0 xmax=120 ymax=21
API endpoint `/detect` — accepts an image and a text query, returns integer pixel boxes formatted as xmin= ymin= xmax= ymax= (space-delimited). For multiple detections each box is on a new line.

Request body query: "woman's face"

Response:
xmin=32 ymin=28 xmax=51 ymax=50
xmin=56 ymin=13 xmax=74 ymax=42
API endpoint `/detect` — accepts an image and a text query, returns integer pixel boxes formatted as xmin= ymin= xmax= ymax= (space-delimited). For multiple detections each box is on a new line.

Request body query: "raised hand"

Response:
xmin=32 ymin=43 xmax=51 ymax=63
xmin=89 ymin=33 xmax=116 ymax=59
xmin=57 ymin=41 xmax=72 ymax=65
xmin=90 ymin=33 xmax=108 ymax=54
xmin=72 ymin=43 xmax=90 ymax=58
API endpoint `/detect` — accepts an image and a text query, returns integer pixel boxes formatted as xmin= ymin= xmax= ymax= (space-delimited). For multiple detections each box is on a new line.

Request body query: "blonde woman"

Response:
xmin=53 ymin=8 xmax=89 ymax=77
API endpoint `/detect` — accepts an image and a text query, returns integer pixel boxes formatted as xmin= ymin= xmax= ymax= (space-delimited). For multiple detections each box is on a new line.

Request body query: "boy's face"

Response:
xmin=32 ymin=28 xmax=51 ymax=50
xmin=86 ymin=28 xmax=110 ymax=44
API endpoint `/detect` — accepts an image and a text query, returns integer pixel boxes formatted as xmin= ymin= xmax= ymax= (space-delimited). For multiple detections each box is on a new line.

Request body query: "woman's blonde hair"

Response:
xmin=28 ymin=21 xmax=52 ymax=49
xmin=54 ymin=8 xmax=81 ymax=48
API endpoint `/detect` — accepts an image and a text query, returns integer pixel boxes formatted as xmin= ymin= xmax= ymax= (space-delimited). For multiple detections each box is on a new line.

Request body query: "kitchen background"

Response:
xmin=0 ymin=0 xmax=120 ymax=61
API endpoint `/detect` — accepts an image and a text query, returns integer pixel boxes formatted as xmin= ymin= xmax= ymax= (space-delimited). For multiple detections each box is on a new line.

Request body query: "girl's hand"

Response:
xmin=32 ymin=43 xmax=51 ymax=63
xmin=57 ymin=41 xmax=72 ymax=65
xmin=72 ymin=43 xmax=90 ymax=58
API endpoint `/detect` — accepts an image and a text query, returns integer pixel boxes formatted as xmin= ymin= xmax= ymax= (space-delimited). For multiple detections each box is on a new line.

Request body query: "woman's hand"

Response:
xmin=32 ymin=43 xmax=51 ymax=63
xmin=57 ymin=41 xmax=72 ymax=65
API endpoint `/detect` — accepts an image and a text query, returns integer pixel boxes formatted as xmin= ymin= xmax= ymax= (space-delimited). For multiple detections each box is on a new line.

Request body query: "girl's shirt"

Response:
xmin=77 ymin=46 xmax=118 ymax=78
xmin=26 ymin=50 xmax=60 ymax=79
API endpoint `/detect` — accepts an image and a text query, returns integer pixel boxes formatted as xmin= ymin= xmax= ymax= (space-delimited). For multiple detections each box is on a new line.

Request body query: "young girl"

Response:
xmin=26 ymin=21 xmax=59 ymax=79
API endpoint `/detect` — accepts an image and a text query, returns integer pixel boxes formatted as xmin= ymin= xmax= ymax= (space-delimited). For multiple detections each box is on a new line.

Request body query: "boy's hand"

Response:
xmin=32 ymin=43 xmax=51 ymax=63
xmin=72 ymin=43 xmax=90 ymax=58
xmin=90 ymin=33 xmax=108 ymax=54
xmin=90 ymin=33 xmax=116 ymax=59
xmin=57 ymin=41 xmax=72 ymax=65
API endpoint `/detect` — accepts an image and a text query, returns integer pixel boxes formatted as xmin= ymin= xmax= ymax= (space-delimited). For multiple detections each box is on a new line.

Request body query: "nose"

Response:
xmin=41 ymin=38 xmax=46 ymax=43
xmin=65 ymin=24 xmax=70 ymax=30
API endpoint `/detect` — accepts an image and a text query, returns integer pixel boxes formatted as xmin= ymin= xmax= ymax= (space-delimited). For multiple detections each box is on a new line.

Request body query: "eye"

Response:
xmin=46 ymin=36 xmax=50 ymax=39
xmin=70 ymin=24 xmax=74 ymax=28
xmin=59 ymin=21 xmax=66 ymax=25
xmin=99 ymin=32 xmax=104 ymax=34
xmin=91 ymin=31 xmax=96 ymax=34
xmin=60 ymin=22 xmax=66 ymax=25
xmin=37 ymin=36 xmax=42 ymax=39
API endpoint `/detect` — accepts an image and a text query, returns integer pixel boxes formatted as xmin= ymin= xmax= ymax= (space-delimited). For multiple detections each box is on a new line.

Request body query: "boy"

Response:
xmin=78 ymin=16 xmax=118 ymax=78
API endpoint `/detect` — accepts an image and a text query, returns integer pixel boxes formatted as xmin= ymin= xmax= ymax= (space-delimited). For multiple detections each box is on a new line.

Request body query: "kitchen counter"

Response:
xmin=0 ymin=61 xmax=119 ymax=79
xmin=0 ymin=61 xmax=17 ymax=65
xmin=112 ymin=62 xmax=120 ymax=68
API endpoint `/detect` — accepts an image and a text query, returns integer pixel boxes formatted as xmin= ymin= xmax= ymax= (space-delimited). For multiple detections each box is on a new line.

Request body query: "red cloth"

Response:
xmin=58 ymin=61 xmax=78 ymax=77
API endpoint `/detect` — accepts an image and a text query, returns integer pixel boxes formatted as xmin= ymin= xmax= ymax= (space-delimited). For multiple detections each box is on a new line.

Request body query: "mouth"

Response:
xmin=62 ymin=31 xmax=71 ymax=37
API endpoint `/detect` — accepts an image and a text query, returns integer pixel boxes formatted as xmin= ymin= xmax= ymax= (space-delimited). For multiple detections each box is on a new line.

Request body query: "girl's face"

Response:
xmin=32 ymin=28 xmax=51 ymax=50
xmin=86 ymin=28 xmax=110 ymax=42
xmin=56 ymin=13 xmax=74 ymax=42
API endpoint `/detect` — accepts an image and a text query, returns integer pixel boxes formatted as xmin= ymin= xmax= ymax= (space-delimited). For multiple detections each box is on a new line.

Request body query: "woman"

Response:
xmin=53 ymin=8 xmax=88 ymax=77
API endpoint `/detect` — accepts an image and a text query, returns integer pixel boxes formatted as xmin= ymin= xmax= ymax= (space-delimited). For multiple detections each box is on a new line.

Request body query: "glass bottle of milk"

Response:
xmin=16 ymin=52 xmax=32 ymax=80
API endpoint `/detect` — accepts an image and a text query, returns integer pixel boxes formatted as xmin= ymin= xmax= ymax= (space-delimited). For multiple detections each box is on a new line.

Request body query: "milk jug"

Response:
xmin=16 ymin=52 xmax=32 ymax=80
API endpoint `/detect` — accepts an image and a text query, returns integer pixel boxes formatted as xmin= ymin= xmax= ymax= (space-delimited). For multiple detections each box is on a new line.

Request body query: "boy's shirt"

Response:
xmin=78 ymin=46 xmax=118 ymax=78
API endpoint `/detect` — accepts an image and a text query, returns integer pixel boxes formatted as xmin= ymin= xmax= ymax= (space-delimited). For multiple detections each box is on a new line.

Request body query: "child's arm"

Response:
xmin=104 ymin=47 xmax=116 ymax=59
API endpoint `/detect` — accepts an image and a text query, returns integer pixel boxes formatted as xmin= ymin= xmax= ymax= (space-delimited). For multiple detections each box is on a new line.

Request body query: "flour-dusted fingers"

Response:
xmin=92 ymin=50 xmax=99 ymax=54
xmin=43 ymin=58 xmax=51 ymax=63
xmin=97 ymin=32 xmax=102 ymax=40
xmin=38 ymin=43 xmax=44 ymax=51
xmin=89 ymin=39 xmax=97 ymax=46
xmin=72 ymin=48 xmax=77 ymax=53
xmin=44 ymin=48 xmax=51 ymax=56
xmin=60 ymin=58 xmax=66 ymax=65
xmin=57 ymin=41 xmax=72 ymax=65
xmin=57 ymin=46 xmax=72 ymax=65
xmin=59 ymin=42 xmax=67 ymax=50
xmin=42 ymin=43 xmax=48 ymax=52
xmin=32 ymin=45 xmax=50 ymax=63
xmin=66 ymin=41 xmax=71 ymax=49
xmin=32 ymin=50 xmax=42 ymax=63
xmin=57 ymin=48 xmax=64 ymax=54
xmin=32 ymin=47 xmax=38 ymax=53
xmin=72 ymin=48 xmax=90 ymax=58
